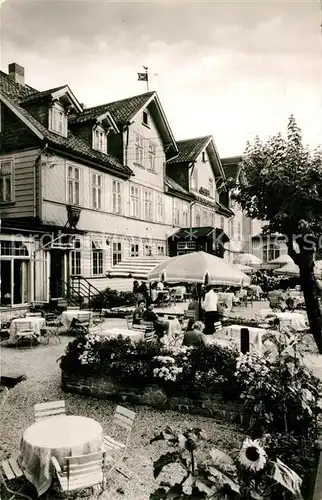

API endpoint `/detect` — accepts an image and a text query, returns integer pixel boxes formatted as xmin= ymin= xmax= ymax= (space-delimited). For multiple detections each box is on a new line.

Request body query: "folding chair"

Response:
xmin=52 ymin=451 xmax=106 ymax=498
xmin=124 ymin=314 xmax=133 ymax=329
xmin=103 ymin=406 xmax=135 ymax=479
xmin=0 ymin=386 xmax=9 ymax=410
xmin=144 ymin=330 xmax=157 ymax=342
xmin=34 ymin=400 xmax=66 ymax=422
xmin=15 ymin=330 xmax=38 ymax=349
xmin=1 ymin=456 xmax=33 ymax=500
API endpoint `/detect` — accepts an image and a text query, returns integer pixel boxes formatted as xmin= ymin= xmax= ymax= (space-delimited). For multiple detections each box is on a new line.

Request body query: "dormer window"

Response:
xmin=49 ymin=102 xmax=67 ymax=137
xmin=93 ymin=126 xmax=107 ymax=153
xmin=142 ymin=110 xmax=149 ymax=126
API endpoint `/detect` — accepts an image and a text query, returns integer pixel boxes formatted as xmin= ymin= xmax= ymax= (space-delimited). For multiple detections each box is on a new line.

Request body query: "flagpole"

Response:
xmin=143 ymin=66 xmax=149 ymax=92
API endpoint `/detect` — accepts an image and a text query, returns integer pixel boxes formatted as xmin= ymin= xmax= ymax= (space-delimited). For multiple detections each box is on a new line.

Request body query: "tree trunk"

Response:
xmin=298 ymin=259 xmax=322 ymax=354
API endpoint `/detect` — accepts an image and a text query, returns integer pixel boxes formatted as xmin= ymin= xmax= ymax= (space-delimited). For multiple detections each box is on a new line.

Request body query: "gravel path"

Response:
xmin=0 ymin=336 xmax=244 ymax=500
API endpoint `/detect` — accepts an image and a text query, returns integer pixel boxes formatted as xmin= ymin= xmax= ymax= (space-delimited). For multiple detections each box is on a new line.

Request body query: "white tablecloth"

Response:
xmin=20 ymin=415 xmax=103 ymax=497
xmin=274 ymin=312 xmax=307 ymax=331
xmin=9 ymin=318 xmax=46 ymax=343
xmin=61 ymin=310 xmax=93 ymax=328
xmin=95 ymin=327 xmax=145 ymax=342
xmin=222 ymin=324 xmax=265 ymax=352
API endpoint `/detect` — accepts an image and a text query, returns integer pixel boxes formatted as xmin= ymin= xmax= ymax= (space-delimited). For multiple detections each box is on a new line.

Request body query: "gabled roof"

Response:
xmin=0 ymin=70 xmax=37 ymax=101
xmin=168 ymin=136 xmax=212 ymax=164
xmin=20 ymin=84 xmax=83 ymax=113
xmin=0 ymin=70 xmax=132 ymax=177
xmin=70 ymin=90 xmax=178 ymax=153
xmin=70 ymin=91 xmax=156 ymax=125
xmin=221 ymin=156 xmax=243 ymax=181
xmin=0 ymin=92 xmax=132 ymax=177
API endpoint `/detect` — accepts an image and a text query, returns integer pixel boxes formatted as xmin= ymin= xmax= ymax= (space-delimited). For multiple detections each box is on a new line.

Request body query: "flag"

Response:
xmin=138 ymin=72 xmax=148 ymax=81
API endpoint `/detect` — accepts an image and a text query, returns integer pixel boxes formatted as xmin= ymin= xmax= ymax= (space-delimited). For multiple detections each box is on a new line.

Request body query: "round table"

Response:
xmin=9 ymin=317 xmax=46 ymax=343
xmin=20 ymin=415 xmax=103 ymax=496
xmin=61 ymin=310 xmax=93 ymax=328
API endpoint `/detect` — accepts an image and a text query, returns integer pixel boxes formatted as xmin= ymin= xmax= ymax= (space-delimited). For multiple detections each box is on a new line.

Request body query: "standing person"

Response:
xmin=138 ymin=281 xmax=150 ymax=305
xmin=203 ymin=286 xmax=218 ymax=335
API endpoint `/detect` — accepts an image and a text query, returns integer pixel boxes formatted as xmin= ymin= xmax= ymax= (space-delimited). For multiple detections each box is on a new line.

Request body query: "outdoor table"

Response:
xmin=221 ymin=324 xmax=265 ymax=352
xmin=274 ymin=312 xmax=307 ymax=331
xmin=61 ymin=309 xmax=93 ymax=328
xmin=95 ymin=327 xmax=145 ymax=342
xmin=20 ymin=415 xmax=103 ymax=497
xmin=9 ymin=317 xmax=45 ymax=344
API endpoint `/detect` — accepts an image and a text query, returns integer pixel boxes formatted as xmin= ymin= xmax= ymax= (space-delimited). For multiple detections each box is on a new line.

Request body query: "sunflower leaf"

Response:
xmin=209 ymin=448 xmax=236 ymax=474
xmin=269 ymin=458 xmax=303 ymax=496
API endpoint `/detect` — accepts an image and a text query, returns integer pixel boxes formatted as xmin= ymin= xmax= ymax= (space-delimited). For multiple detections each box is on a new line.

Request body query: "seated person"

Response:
xmin=143 ymin=304 xmax=166 ymax=339
xmin=183 ymin=320 xmax=205 ymax=347
xmin=133 ymin=300 xmax=145 ymax=324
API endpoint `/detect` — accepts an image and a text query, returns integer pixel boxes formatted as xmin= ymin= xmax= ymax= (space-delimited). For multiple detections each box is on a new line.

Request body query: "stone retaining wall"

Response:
xmin=61 ymin=372 xmax=242 ymax=423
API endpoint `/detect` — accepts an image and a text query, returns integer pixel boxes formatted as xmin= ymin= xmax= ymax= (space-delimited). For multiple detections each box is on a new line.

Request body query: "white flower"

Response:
xmin=238 ymin=438 xmax=267 ymax=472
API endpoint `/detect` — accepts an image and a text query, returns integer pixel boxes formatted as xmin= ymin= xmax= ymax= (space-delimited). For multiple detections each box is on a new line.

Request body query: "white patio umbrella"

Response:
xmin=233 ymin=263 xmax=254 ymax=274
xmin=147 ymin=251 xmax=250 ymax=287
xmin=269 ymin=254 xmax=293 ymax=265
xmin=238 ymin=253 xmax=262 ymax=266
xmin=275 ymin=262 xmax=321 ymax=277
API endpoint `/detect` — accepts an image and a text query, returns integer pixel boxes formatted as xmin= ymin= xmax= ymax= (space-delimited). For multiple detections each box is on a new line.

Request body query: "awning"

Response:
xmin=169 ymin=226 xmax=229 ymax=243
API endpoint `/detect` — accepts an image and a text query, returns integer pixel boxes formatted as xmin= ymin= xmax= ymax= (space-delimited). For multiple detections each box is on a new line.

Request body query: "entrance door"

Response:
xmin=50 ymin=250 xmax=65 ymax=299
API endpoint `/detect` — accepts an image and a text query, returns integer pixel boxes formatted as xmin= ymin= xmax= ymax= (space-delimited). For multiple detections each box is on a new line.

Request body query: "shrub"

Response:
xmin=88 ymin=287 xmax=137 ymax=310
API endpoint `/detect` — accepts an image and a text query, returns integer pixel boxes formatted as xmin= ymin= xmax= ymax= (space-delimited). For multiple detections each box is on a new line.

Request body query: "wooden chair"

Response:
xmin=52 ymin=451 xmax=106 ymax=498
xmin=1 ymin=456 xmax=33 ymax=500
xmin=144 ymin=330 xmax=157 ymax=342
xmin=141 ymin=320 xmax=154 ymax=331
xmin=103 ymin=406 xmax=135 ymax=479
xmin=34 ymin=400 xmax=66 ymax=422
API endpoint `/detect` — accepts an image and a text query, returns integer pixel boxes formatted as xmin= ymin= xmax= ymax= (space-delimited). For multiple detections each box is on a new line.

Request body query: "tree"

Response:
xmin=230 ymin=115 xmax=322 ymax=353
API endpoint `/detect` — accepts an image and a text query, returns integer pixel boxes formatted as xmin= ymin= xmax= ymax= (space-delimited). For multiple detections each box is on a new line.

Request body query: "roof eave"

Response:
xmin=52 ymin=85 xmax=83 ymax=113
xmin=0 ymin=92 xmax=44 ymax=140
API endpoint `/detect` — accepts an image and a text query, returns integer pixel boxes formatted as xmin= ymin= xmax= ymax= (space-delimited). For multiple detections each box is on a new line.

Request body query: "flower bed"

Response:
xmin=60 ymin=331 xmax=322 ymax=492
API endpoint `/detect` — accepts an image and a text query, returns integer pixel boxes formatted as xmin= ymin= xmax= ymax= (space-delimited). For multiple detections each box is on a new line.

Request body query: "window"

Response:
xmin=182 ymin=209 xmax=188 ymax=227
xmin=202 ymin=210 xmax=208 ymax=226
xmin=142 ymin=110 xmax=149 ymax=126
xmin=131 ymin=243 xmax=139 ymax=257
xmin=195 ymin=211 xmax=201 ymax=226
xmin=156 ymin=193 xmax=164 ymax=222
xmin=230 ymin=219 xmax=235 ymax=238
xmin=112 ymin=179 xmax=123 ymax=214
xmin=70 ymin=239 xmax=81 ymax=276
xmin=210 ymin=211 xmax=215 ymax=227
xmin=147 ymin=142 xmax=156 ymax=171
xmin=130 ymin=184 xmax=140 ymax=218
xmin=191 ymin=168 xmax=198 ymax=190
xmin=220 ymin=216 xmax=225 ymax=230
xmin=174 ymin=200 xmax=180 ymax=226
xmin=0 ymin=160 xmax=13 ymax=203
xmin=67 ymin=165 xmax=80 ymax=205
xmin=112 ymin=242 xmax=122 ymax=265
xmin=92 ymin=240 xmax=103 ymax=275
xmin=209 ymin=178 xmax=214 ymax=196
xmin=157 ymin=245 xmax=165 ymax=255
xmin=0 ymin=240 xmax=28 ymax=256
xmin=135 ymin=134 xmax=144 ymax=165
xmin=144 ymin=244 xmax=152 ymax=256
xmin=92 ymin=126 xmax=107 ymax=153
xmin=91 ymin=173 xmax=102 ymax=210
xmin=202 ymin=151 xmax=206 ymax=163
xmin=49 ymin=103 xmax=67 ymax=136
xmin=237 ymin=222 xmax=242 ymax=240
xmin=144 ymin=188 xmax=153 ymax=221
xmin=263 ymin=243 xmax=280 ymax=263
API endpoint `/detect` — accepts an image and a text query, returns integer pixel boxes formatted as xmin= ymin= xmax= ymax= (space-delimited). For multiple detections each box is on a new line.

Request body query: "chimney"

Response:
xmin=8 ymin=63 xmax=25 ymax=85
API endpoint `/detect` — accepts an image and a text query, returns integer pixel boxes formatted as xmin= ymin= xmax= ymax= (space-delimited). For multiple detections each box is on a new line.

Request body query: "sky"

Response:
xmin=1 ymin=0 xmax=322 ymax=157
